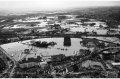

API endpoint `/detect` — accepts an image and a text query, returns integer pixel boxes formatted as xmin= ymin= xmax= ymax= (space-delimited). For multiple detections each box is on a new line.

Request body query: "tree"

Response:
xmin=43 ymin=16 xmax=47 ymax=19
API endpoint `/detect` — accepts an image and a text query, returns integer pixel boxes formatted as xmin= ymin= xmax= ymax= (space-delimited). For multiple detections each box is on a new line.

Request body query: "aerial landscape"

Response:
xmin=1 ymin=0 xmax=120 ymax=78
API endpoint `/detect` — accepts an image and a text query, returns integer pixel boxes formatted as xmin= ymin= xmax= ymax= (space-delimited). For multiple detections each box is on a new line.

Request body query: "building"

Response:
xmin=18 ymin=56 xmax=46 ymax=68
xmin=80 ymin=38 xmax=99 ymax=48
xmin=51 ymin=54 xmax=66 ymax=61
xmin=81 ymin=60 xmax=106 ymax=71
xmin=24 ymin=49 xmax=30 ymax=54
xmin=64 ymin=36 xmax=71 ymax=46
xmin=79 ymin=49 xmax=91 ymax=57
xmin=107 ymin=30 xmax=120 ymax=35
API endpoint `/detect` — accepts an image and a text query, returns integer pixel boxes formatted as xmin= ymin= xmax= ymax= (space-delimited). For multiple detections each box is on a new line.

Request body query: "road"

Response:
xmin=0 ymin=46 xmax=16 ymax=77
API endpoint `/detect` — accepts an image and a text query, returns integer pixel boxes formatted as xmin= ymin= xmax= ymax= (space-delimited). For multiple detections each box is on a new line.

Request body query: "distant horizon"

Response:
xmin=0 ymin=0 xmax=120 ymax=13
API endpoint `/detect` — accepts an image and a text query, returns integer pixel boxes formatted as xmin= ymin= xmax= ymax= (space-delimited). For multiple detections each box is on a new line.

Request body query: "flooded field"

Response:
xmin=1 ymin=37 xmax=119 ymax=61
xmin=1 ymin=38 xmax=88 ymax=61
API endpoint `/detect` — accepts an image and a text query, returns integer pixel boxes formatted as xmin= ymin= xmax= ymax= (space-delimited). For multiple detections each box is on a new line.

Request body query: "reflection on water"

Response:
xmin=1 ymin=38 xmax=88 ymax=61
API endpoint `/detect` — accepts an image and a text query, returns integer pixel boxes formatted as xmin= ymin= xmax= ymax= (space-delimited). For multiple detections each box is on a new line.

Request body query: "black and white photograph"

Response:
xmin=0 ymin=0 xmax=120 ymax=78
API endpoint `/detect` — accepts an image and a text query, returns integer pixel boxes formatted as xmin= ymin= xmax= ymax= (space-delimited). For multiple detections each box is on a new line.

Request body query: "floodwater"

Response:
xmin=1 ymin=37 xmax=119 ymax=61
xmin=1 ymin=38 xmax=87 ymax=61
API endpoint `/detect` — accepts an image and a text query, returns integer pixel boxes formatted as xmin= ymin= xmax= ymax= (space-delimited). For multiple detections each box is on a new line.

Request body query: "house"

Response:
xmin=24 ymin=49 xmax=30 ymax=54
xmin=107 ymin=30 xmax=120 ymax=35
xmin=51 ymin=54 xmax=66 ymax=61
xmin=81 ymin=60 xmax=106 ymax=70
xmin=79 ymin=49 xmax=91 ymax=56
xmin=80 ymin=38 xmax=99 ymax=48
xmin=18 ymin=56 xmax=45 ymax=68
xmin=19 ymin=61 xmax=47 ymax=69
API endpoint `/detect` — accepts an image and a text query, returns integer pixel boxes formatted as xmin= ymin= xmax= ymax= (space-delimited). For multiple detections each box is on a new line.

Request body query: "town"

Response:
xmin=0 ymin=1 xmax=120 ymax=78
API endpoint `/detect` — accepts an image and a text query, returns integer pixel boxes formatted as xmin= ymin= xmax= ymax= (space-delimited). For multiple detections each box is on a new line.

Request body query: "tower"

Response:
xmin=64 ymin=36 xmax=71 ymax=46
